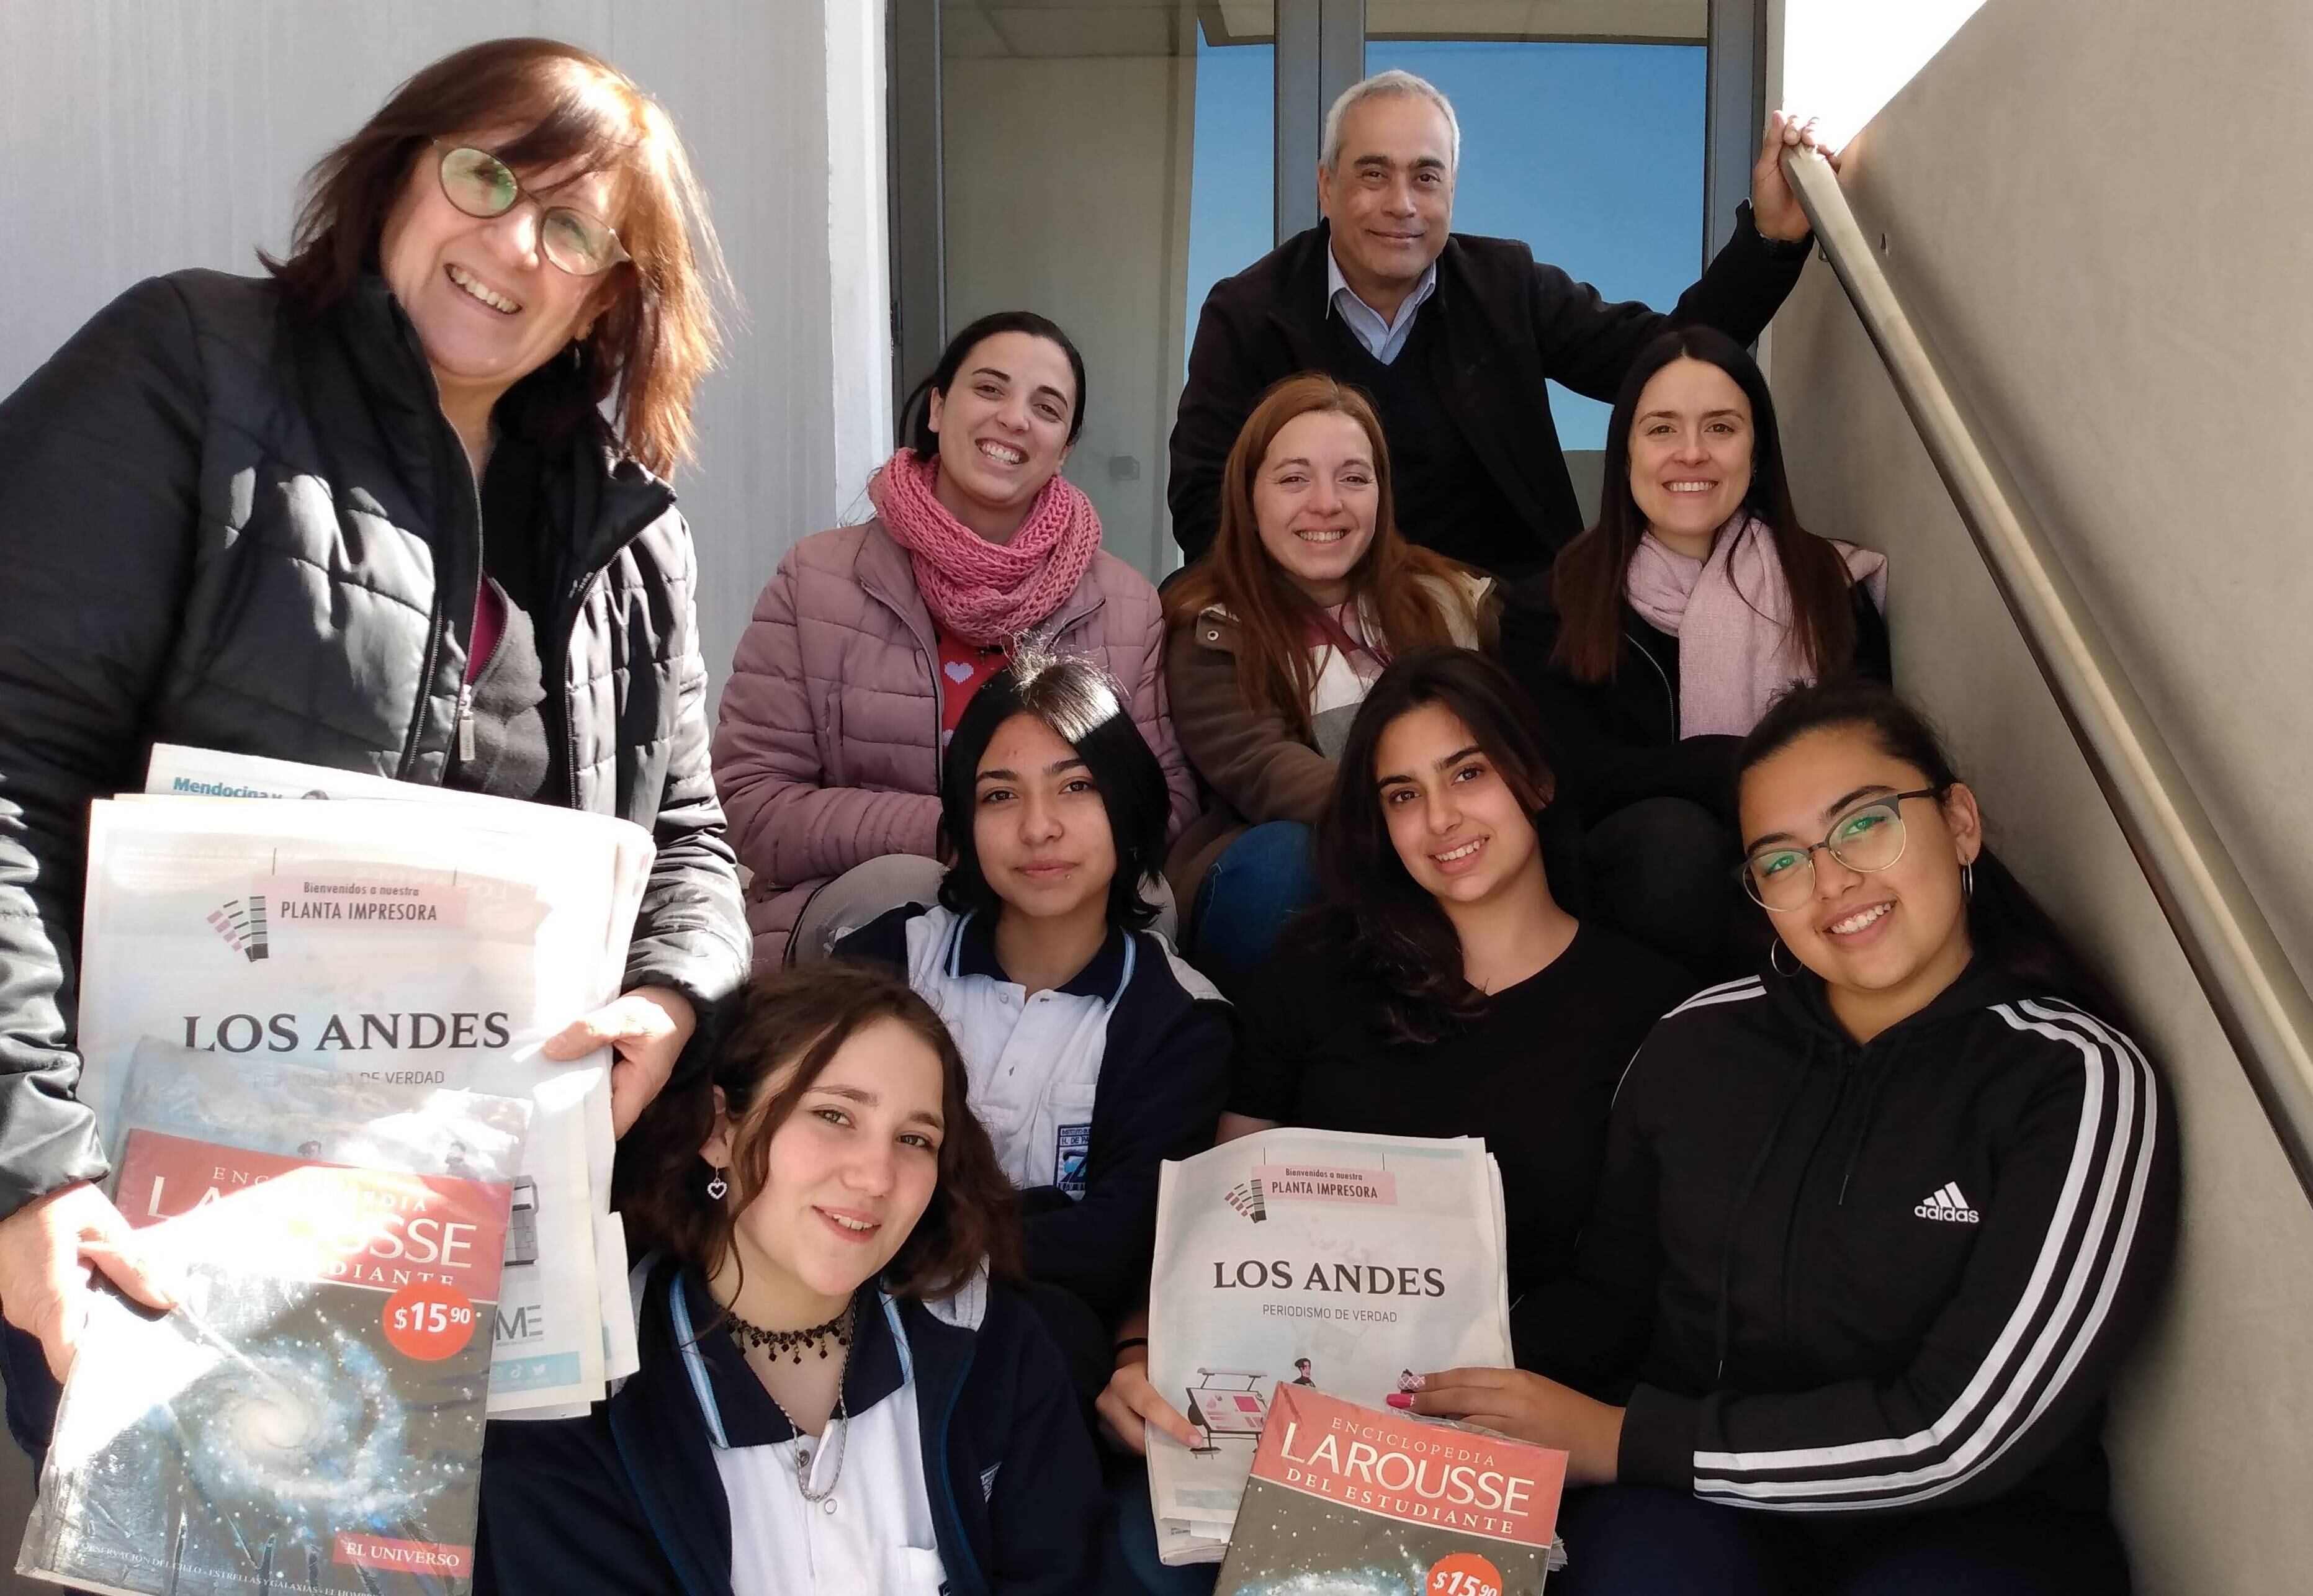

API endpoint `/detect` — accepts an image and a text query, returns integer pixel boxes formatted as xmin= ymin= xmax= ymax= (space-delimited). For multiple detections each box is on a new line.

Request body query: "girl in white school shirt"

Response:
xmin=476 ymin=962 xmax=1109 ymax=1595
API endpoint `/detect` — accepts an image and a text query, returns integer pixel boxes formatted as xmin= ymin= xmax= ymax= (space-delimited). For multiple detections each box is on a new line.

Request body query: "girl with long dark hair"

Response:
xmin=1162 ymin=375 xmax=1494 ymax=990
xmin=716 ymin=312 xmax=1198 ymax=969
xmin=478 ymin=962 xmax=1108 ymax=1594
xmin=1097 ymin=647 xmax=1690 ymax=1476
xmin=835 ymin=653 xmax=1231 ymax=1398
xmin=1502 ymin=326 xmax=1889 ymax=977
xmin=1408 ymin=678 xmax=2176 ymax=1596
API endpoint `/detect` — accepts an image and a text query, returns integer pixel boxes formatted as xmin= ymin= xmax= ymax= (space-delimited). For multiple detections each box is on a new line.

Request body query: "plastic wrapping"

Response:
xmin=19 ymin=1043 xmax=529 ymax=1595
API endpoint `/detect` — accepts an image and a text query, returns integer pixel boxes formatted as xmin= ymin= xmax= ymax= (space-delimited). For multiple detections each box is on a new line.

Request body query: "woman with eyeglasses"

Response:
xmin=1403 ymin=678 xmax=2176 ymax=1596
xmin=0 ymin=38 xmax=746 ymax=1427
xmin=1502 ymin=326 xmax=1888 ymax=980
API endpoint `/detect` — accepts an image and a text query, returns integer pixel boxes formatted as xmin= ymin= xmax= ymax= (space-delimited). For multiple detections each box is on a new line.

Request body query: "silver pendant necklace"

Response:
xmin=750 ymin=1301 xmax=856 ymax=1514
xmin=768 ymin=1388 xmax=847 ymax=1513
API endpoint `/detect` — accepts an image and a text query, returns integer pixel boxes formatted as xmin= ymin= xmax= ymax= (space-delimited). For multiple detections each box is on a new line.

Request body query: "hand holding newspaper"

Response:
xmin=71 ymin=746 xmax=658 ymax=1413
xmin=1144 ymin=1128 xmax=1516 ymax=1565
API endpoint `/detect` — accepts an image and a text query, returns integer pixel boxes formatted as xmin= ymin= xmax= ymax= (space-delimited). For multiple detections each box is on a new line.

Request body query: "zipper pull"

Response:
xmin=456 ymin=683 xmax=477 ymax=763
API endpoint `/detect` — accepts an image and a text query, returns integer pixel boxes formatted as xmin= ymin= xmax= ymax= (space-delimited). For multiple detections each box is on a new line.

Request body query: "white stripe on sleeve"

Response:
xmin=1690 ymin=1000 xmax=2157 ymax=1511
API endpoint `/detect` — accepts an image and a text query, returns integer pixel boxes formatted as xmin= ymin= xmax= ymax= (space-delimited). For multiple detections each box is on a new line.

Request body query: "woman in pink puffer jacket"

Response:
xmin=714 ymin=312 xmax=1198 ymax=970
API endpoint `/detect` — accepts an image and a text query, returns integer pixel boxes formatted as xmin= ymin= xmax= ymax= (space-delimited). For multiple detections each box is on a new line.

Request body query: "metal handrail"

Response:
xmin=1779 ymin=146 xmax=2313 ymax=1203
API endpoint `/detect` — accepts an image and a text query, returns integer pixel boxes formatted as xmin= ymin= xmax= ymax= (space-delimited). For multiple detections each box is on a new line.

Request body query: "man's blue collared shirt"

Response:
xmin=1325 ymin=248 xmax=1439 ymax=366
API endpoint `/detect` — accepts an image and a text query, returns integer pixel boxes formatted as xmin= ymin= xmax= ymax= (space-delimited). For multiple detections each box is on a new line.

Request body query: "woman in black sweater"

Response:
xmin=1096 ymin=648 xmax=1691 ymax=1461
xmin=1502 ymin=327 xmax=1889 ymax=978
xmin=1409 ymin=678 xmax=2176 ymax=1596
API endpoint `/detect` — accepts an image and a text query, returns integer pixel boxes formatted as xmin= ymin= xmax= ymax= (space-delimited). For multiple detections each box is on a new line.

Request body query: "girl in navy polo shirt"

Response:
xmin=476 ymin=962 xmax=1107 ymax=1595
xmin=837 ymin=653 xmax=1233 ymax=1398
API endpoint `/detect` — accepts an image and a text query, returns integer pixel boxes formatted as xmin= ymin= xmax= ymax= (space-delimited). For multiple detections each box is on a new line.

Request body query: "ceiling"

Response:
xmin=939 ymin=1 xmax=1709 ymax=59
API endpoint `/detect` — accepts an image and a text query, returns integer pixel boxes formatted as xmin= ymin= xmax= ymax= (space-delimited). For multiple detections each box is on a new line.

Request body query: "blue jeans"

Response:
xmin=1552 ymin=1484 xmax=2130 ymax=1596
xmin=1 ymin=1320 xmax=56 ymax=1461
xmin=1105 ymin=1458 xmax=1220 ymax=1595
xmin=1188 ymin=822 xmax=1317 ymax=990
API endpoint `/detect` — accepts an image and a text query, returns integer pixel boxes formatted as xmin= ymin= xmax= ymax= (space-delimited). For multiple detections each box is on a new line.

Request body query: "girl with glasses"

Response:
xmin=477 ymin=962 xmax=1109 ymax=1594
xmin=0 ymin=38 xmax=745 ymax=1424
xmin=1404 ymin=678 xmax=2176 ymax=1596
xmin=1161 ymin=375 xmax=1496 ymax=995
xmin=832 ymin=653 xmax=1232 ymax=1402
xmin=714 ymin=313 xmax=1200 ymax=972
xmin=1502 ymin=326 xmax=1889 ymax=979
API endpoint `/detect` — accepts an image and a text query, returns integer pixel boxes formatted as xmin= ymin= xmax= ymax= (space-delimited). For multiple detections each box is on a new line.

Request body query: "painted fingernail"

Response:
xmin=1386 ymin=1392 xmax=1414 ymax=1409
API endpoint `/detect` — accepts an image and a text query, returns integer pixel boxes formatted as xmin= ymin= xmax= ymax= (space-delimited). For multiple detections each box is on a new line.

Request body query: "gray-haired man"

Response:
xmin=1168 ymin=70 xmax=1830 ymax=576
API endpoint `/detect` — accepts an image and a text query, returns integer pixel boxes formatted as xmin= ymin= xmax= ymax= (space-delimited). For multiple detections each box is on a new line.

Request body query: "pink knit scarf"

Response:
xmin=1625 ymin=513 xmax=1890 ymax=738
xmin=866 ymin=448 xmax=1102 ymax=647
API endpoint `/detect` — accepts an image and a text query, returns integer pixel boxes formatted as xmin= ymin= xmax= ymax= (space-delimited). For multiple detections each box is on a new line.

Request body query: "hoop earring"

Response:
xmin=1962 ymin=861 xmax=1976 ymax=902
xmin=1769 ymin=938 xmax=1800 ymax=978
xmin=705 ymin=1167 xmax=729 ymax=1201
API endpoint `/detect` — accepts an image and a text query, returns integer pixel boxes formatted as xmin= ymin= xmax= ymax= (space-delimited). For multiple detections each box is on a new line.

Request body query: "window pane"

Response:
xmin=1186 ymin=21 xmax=1275 ymax=375
xmin=940 ymin=2 xmax=1274 ymax=580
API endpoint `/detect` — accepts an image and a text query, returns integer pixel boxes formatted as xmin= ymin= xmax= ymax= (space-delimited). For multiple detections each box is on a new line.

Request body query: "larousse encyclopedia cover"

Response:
xmin=1215 ymin=1384 xmax=1567 ymax=1596
xmin=20 ymin=1079 xmax=524 ymax=1596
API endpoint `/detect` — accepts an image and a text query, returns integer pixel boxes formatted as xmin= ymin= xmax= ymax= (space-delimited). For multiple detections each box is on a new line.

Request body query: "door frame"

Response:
xmin=886 ymin=2 xmax=1763 ymax=421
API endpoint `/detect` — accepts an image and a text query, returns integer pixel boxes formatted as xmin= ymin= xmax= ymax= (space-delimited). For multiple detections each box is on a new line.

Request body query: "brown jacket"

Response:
xmin=1162 ymin=576 xmax=1494 ymax=917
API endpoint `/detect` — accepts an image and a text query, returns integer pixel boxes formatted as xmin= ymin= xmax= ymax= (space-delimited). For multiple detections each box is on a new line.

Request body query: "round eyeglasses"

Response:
xmin=1738 ymin=787 xmax=1946 ymax=912
xmin=431 ymin=141 xmax=629 ymax=278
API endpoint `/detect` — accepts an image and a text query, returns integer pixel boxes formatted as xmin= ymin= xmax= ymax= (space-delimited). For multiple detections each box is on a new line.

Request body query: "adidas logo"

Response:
xmin=1914 ymin=1182 xmax=1980 ymax=1224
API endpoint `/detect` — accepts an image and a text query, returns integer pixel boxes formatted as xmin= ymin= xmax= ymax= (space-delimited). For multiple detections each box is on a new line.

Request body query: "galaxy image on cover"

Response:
xmin=36 ymin=1268 xmax=490 ymax=1595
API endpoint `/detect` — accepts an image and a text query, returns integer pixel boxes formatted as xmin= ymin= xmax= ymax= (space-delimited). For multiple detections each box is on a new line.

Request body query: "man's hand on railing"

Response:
xmin=1754 ymin=110 xmax=1839 ymax=241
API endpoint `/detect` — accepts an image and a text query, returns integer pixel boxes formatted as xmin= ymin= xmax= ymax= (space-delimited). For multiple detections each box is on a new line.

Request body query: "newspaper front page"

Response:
xmin=140 ymin=745 xmax=652 ymax=1386
xmin=1144 ymin=1129 xmax=1516 ymax=1564
xmin=78 ymin=789 xmax=643 ymax=1413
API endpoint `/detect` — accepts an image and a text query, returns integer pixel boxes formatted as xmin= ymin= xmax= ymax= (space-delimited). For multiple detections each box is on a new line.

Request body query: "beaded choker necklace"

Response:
xmin=725 ymin=1300 xmax=855 ymax=1365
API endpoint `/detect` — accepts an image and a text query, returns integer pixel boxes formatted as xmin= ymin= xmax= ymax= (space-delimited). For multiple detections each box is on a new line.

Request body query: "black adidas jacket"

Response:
xmin=1522 ymin=962 xmax=2177 ymax=1515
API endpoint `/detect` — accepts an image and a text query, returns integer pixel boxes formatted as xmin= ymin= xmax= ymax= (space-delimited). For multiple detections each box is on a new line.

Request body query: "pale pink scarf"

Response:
xmin=866 ymin=447 xmax=1102 ymax=647
xmin=1625 ymin=513 xmax=1889 ymax=737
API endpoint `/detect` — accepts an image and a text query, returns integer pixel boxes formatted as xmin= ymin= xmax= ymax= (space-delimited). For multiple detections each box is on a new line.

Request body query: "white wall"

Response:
xmin=1767 ymin=2 xmax=2313 ymax=1589
xmin=0 ymin=0 xmax=891 ymax=698
xmin=940 ymin=51 xmax=1195 ymax=583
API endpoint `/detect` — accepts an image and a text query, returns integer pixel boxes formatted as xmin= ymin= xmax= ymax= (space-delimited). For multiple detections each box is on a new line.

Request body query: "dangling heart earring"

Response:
xmin=706 ymin=1167 xmax=729 ymax=1201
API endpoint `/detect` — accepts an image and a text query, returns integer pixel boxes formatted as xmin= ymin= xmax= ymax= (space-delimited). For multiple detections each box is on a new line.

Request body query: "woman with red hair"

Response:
xmin=1161 ymin=373 xmax=1494 ymax=988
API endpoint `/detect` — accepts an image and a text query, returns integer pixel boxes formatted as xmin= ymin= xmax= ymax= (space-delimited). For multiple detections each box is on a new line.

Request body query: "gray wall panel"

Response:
xmin=1769 ymin=2 xmax=2313 ymax=1587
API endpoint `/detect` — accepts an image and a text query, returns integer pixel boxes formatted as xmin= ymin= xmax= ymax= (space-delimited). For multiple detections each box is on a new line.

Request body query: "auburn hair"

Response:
xmin=1550 ymin=326 xmax=1857 ymax=685
xmin=1164 ymin=374 xmax=1484 ymax=735
xmin=263 ymin=37 xmax=726 ymax=477
xmin=619 ymin=964 xmax=1021 ymax=1300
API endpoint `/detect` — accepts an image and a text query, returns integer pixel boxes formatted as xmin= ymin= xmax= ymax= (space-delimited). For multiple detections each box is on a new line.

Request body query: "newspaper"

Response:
xmin=77 ymin=786 xmax=644 ymax=1414
xmin=139 ymin=745 xmax=649 ymax=1387
xmin=1144 ymin=1129 xmax=1516 ymax=1564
